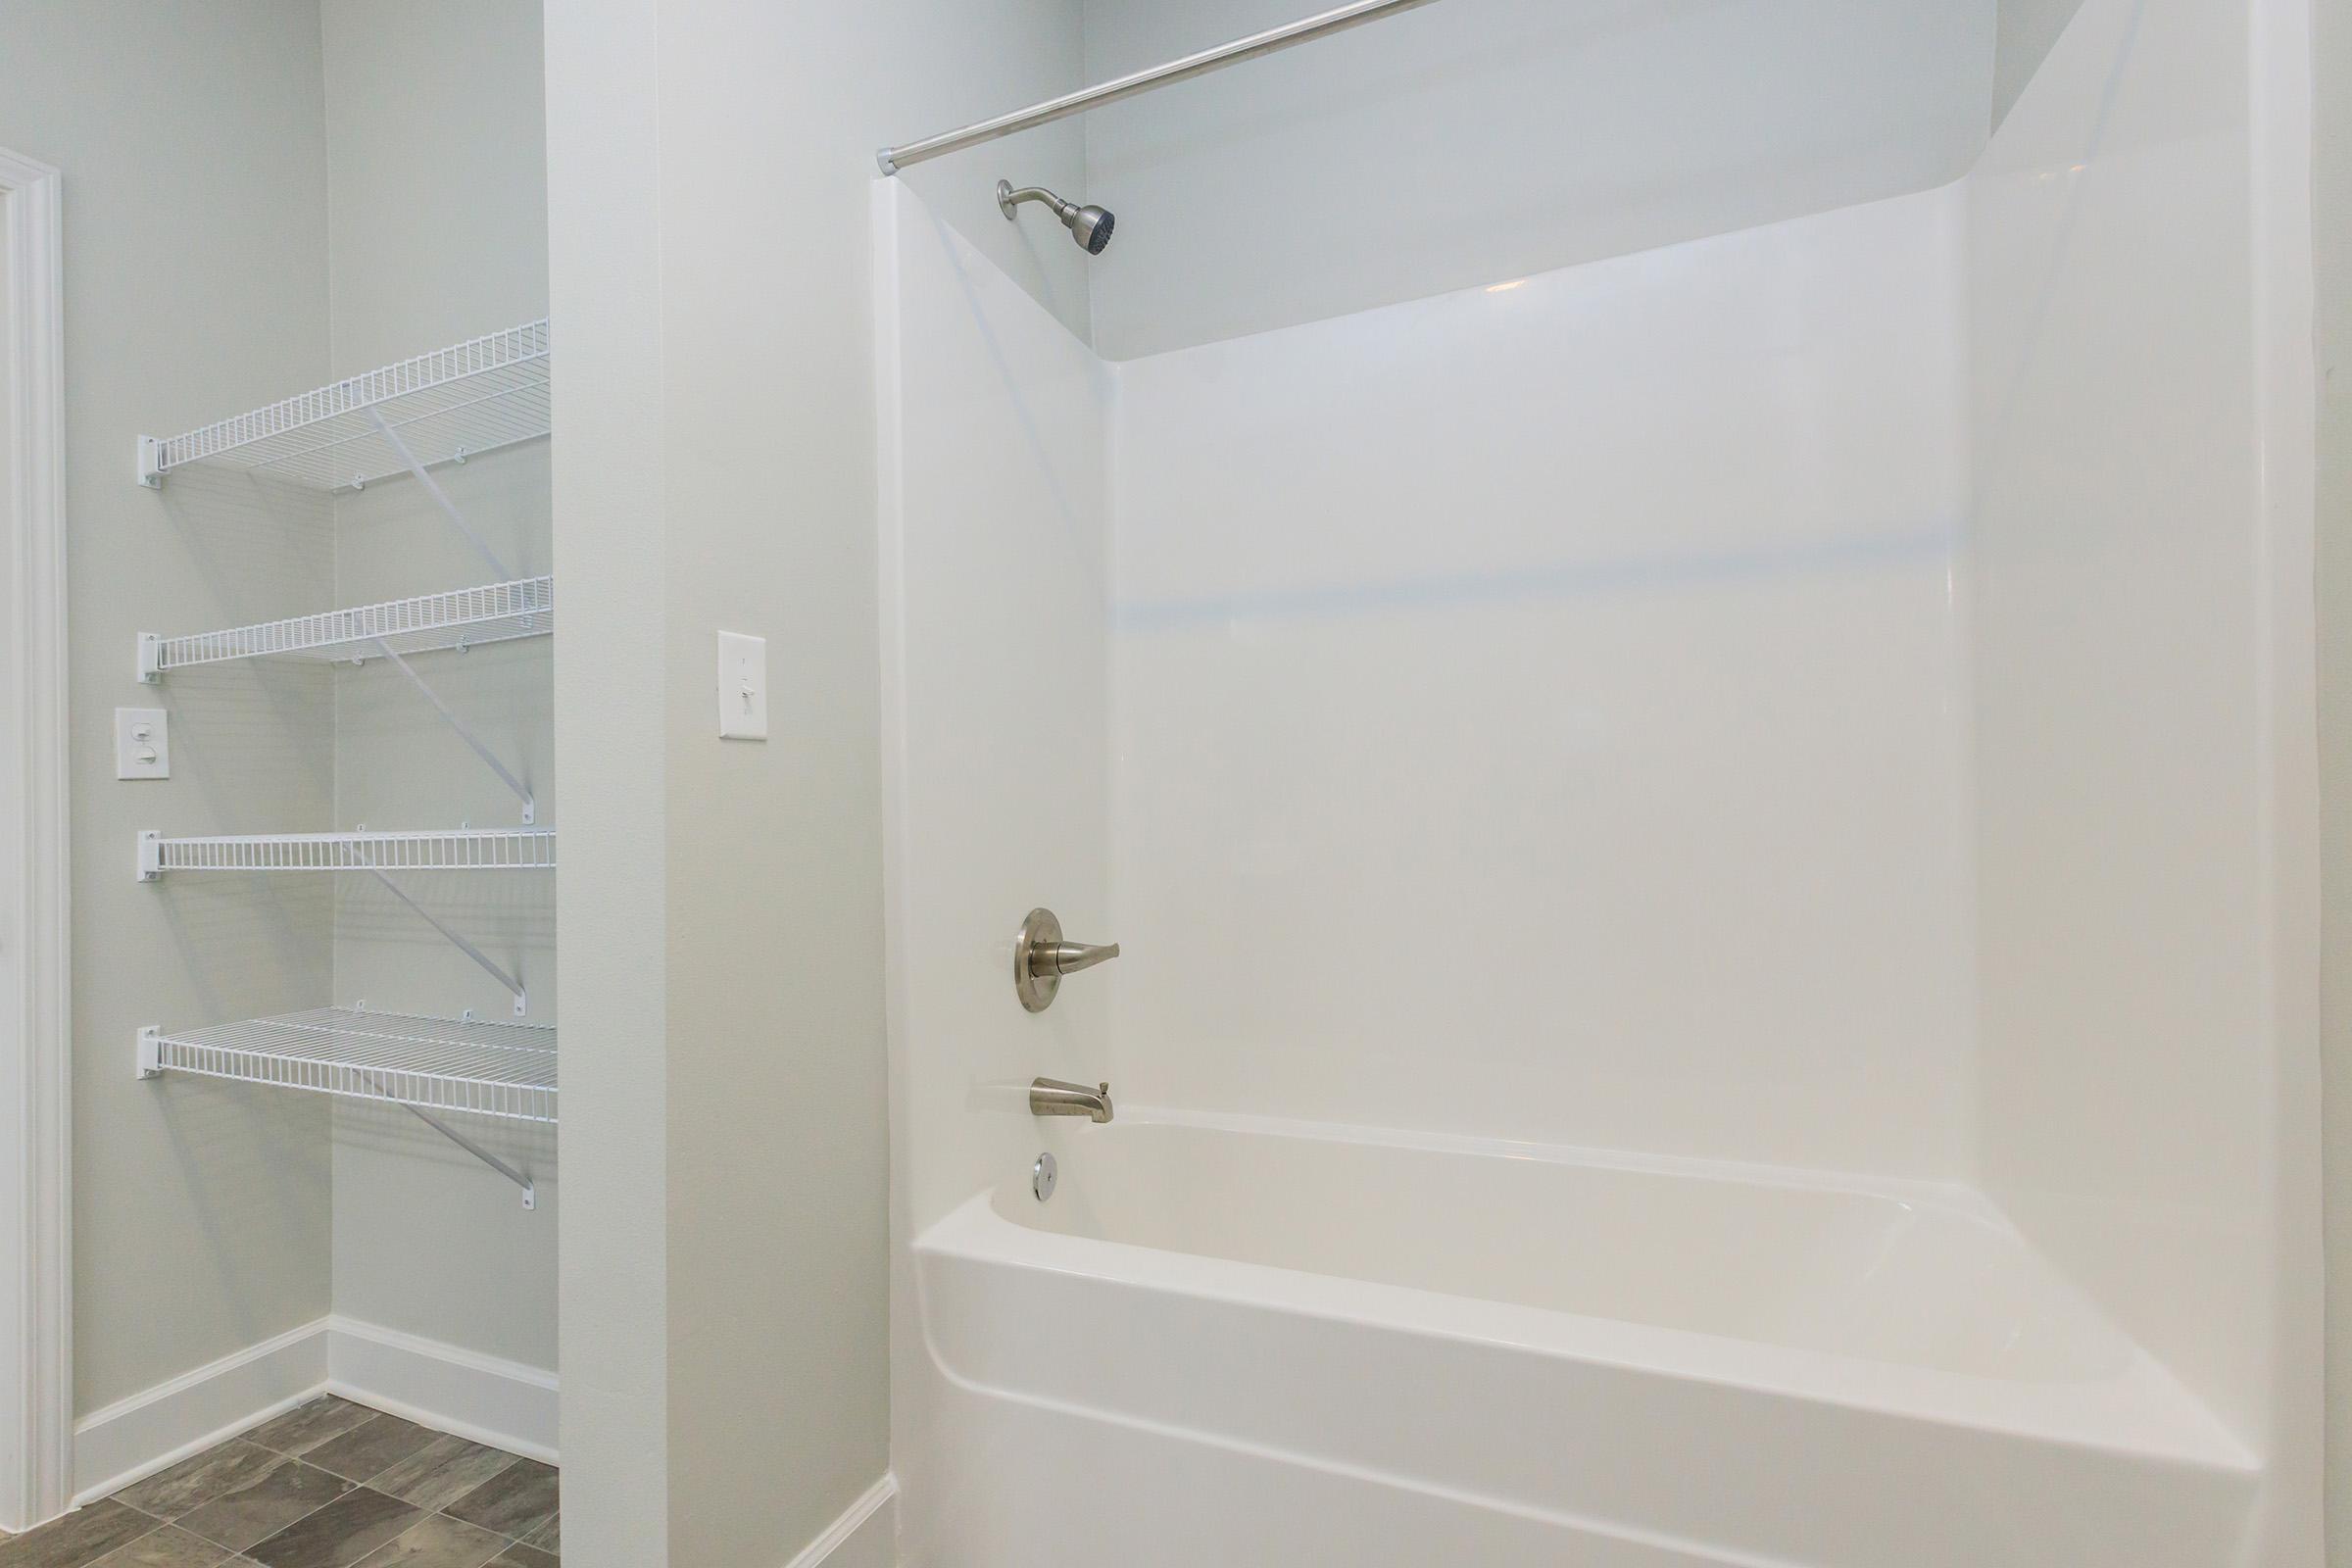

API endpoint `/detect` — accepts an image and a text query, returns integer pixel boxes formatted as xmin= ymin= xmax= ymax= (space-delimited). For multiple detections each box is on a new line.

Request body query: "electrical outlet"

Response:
xmin=717 ymin=631 xmax=768 ymax=740
xmin=115 ymin=707 xmax=169 ymax=780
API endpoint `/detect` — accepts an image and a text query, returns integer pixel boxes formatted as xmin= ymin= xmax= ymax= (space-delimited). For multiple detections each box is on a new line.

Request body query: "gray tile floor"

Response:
xmin=0 ymin=1397 xmax=558 ymax=1568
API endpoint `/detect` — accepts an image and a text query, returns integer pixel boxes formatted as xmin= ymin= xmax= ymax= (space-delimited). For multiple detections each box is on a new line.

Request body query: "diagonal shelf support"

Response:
xmin=374 ymin=639 xmax=535 ymax=824
xmin=381 ymin=1088 xmax=536 ymax=1208
xmin=364 ymin=867 xmax=529 ymax=1016
xmin=365 ymin=406 xmax=514 ymax=580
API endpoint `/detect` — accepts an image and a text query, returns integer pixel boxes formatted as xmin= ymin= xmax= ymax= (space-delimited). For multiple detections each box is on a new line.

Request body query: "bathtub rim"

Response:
xmin=918 ymin=1108 xmax=2260 ymax=1477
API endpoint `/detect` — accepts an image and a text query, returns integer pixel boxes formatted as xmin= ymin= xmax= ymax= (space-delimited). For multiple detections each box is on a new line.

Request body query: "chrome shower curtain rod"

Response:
xmin=876 ymin=0 xmax=1445 ymax=173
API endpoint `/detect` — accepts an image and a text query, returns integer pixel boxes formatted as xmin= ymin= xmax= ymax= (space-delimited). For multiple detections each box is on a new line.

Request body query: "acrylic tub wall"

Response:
xmin=874 ymin=0 xmax=2320 ymax=1554
xmin=1107 ymin=183 xmax=1975 ymax=1176
xmin=874 ymin=178 xmax=1113 ymax=1559
xmin=1966 ymin=0 xmax=2319 ymax=1533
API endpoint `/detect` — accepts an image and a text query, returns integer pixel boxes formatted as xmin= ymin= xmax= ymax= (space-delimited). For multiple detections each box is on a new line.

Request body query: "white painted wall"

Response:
xmin=1966 ymin=1 xmax=2317 ymax=1550
xmin=319 ymin=0 xmax=551 ymax=369
xmin=0 ymin=0 xmax=338 ymax=1422
xmin=546 ymin=2 xmax=1090 ymax=1563
xmin=1107 ymin=185 xmax=1976 ymax=1174
xmin=546 ymin=1 xmax=665 ymax=1558
xmin=1078 ymin=0 xmax=1997 ymax=359
xmin=319 ymin=0 xmax=557 ymax=1377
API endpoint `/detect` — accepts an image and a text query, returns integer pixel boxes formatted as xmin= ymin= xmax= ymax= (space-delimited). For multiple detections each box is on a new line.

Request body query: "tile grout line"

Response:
xmin=13 ymin=1498 xmax=175 ymax=1568
xmin=72 ymin=1400 xmax=556 ymax=1568
xmin=74 ymin=1502 xmax=171 ymax=1568
xmin=253 ymin=1457 xmax=554 ymax=1563
xmin=178 ymin=1476 xmax=346 ymax=1563
xmin=159 ymin=1425 xmax=378 ymax=1564
xmin=216 ymin=1411 xmax=416 ymax=1563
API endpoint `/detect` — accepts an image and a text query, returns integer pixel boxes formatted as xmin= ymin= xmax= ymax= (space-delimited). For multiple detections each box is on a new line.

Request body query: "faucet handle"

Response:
xmin=1016 ymin=907 xmax=1119 ymax=1012
xmin=1038 ymin=939 xmax=1120 ymax=977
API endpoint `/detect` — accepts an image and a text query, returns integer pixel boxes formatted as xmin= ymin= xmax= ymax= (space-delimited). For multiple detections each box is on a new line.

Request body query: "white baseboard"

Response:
xmin=324 ymin=1316 xmax=558 ymax=1466
xmin=74 ymin=1319 xmax=330 ymax=1506
xmin=73 ymin=1315 xmax=558 ymax=1507
xmin=786 ymin=1476 xmax=897 ymax=1568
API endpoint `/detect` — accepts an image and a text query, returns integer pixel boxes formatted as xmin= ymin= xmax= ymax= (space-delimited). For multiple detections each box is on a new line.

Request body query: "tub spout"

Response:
xmin=1031 ymin=1077 xmax=1114 ymax=1124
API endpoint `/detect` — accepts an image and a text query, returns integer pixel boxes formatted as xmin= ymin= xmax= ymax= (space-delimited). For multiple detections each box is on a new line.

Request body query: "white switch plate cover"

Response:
xmin=116 ymin=707 xmax=170 ymax=779
xmin=717 ymin=631 xmax=768 ymax=740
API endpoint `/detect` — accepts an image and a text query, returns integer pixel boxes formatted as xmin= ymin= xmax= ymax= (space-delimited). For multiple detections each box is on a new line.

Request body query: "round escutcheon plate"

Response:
xmin=1015 ymin=906 xmax=1063 ymax=1012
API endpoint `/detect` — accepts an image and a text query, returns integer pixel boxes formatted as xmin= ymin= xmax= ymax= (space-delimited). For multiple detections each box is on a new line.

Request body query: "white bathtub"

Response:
xmin=908 ymin=1114 xmax=2261 ymax=1568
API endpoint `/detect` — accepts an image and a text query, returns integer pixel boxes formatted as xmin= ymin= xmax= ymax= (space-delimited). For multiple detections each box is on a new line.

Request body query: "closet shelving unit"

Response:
xmin=138 ymin=576 xmax=554 ymax=678
xmin=137 ymin=828 xmax=559 ymax=876
xmin=136 ymin=319 xmax=551 ymax=493
xmin=133 ymin=321 xmax=558 ymax=1204
xmin=138 ymin=1009 xmax=558 ymax=1122
xmin=136 ymin=1008 xmax=557 ymax=1207
xmin=138 ymin=578 xmax=553 ymax=823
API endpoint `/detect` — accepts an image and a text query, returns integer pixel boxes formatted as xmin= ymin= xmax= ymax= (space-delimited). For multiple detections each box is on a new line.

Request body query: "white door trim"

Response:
xmin=0 ymin=144 xmax=72 ymax=1534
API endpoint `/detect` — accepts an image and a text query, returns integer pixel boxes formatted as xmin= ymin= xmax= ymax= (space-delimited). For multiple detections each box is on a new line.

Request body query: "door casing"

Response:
xmin=0 ymin=143 xmax=72 ymax=1535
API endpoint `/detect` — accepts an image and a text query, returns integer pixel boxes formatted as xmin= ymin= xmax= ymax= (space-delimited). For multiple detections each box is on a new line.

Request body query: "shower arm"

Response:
xmin=998 ymin=185 xmax=1074 ymax=220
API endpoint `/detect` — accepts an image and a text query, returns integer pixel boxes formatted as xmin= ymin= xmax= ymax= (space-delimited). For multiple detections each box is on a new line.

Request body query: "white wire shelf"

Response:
xmin=139 ymin=576 xmax=554 ymax=681
xmin=140 ymin=1008 xmax=558 ymax=1123
xmin=138 ymin=320 xmax=552 ymax=491
xmin=138 ymin=827 xmax=557 ymax=880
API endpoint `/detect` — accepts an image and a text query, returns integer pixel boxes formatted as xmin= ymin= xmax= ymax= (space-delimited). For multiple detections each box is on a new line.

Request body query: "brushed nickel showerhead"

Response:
xmin=998 ymin=179 xmax=1116 ymax=255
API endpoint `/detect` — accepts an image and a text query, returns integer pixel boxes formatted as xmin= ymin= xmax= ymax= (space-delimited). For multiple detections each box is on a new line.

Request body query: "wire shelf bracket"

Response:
xmin=136 ymin=320 xmax=551 ymax=492
xmin=137 ymin=1008 xmax=553 ymax=1206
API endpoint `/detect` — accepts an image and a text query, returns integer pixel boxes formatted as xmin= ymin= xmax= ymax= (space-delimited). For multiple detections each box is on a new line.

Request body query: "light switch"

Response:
xmin=717 ymin=631 xmax=768 ymax=740
xmin=116 ymin=707 xmax=170 ymax=779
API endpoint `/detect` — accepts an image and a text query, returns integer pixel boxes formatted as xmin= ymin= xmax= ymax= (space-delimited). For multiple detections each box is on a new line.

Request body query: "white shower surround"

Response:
xmin=1108 ymin=184 xmax=1975 ymax=1176
xmin=875 ymin=0 xmax=2319 ymax=1558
